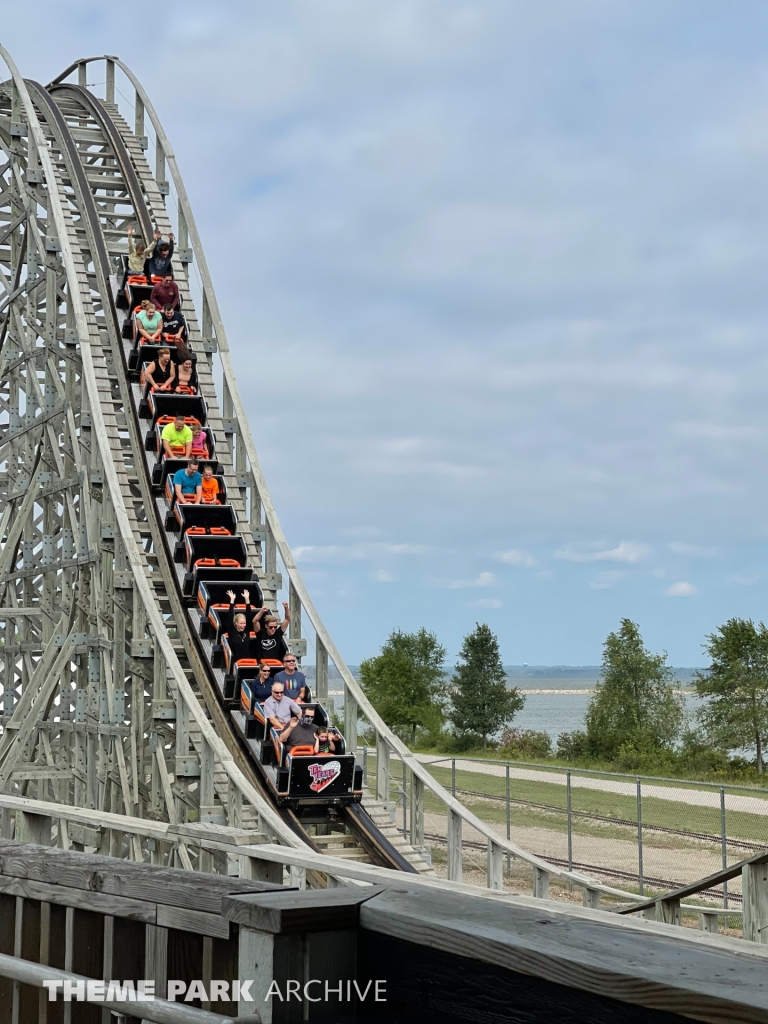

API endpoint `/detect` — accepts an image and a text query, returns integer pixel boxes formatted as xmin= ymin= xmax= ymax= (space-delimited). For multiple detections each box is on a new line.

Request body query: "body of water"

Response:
xmin=512 ymin=680 xmax=702 ymax=741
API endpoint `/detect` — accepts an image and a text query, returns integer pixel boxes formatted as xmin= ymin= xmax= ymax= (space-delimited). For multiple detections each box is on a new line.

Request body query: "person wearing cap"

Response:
xmin=279 ymin=705 xmax=318 ymax=750
xmin=145 ymin=229 xmax=175 ymax=278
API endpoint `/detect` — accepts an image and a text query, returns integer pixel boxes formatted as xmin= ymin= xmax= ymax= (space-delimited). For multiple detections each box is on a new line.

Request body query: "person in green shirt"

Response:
xmin=161 ymin=414 xmax=193 ymax=458
xmin=136 ymin=300 xmax=163 ymax=343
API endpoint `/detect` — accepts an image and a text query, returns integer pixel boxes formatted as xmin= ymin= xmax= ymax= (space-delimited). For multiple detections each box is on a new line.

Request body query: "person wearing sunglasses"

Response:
xmin=263 ymin=681 xmax=301 ymax=731
xmin=253 ymin=602 xmax=291 ymax=665
xmin=274 ymin=655 xmax=311 ymax=702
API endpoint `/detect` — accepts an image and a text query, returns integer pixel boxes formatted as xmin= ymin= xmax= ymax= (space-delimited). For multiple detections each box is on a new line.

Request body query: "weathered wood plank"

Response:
xmin=0 ymin=875 xmax=156 ymax=924
xmin=222 ymin=888 xmax=382 ymax=935
xmin=156 ymin=903 xmax=230 ymax=940
xmin=0 ymin=841 xmax=283 ymax=914
xmin=360 ymin=888 xmax=768 ymax=1024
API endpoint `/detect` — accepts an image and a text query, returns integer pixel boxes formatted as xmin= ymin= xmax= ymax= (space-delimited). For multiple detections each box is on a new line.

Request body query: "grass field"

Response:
xmin=363 ymin=756 xmax=767 ymax=851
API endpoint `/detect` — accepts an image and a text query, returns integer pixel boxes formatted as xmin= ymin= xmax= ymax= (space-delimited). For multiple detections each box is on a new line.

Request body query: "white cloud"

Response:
xmin=449 ymin=571 xmax=497 ymax=589
xmin=665 ymin=581 xmax=698 ymax=598
xmin=668 ymin=542 xmax=719 ymax=559
xmin=293 ymin=542 xmax=424 ymax=563
xmin=372 ymin=569 xmax=395 ymax=583
xmin=554 ymin=541 xmax=650 ymax=564
xmin=467 ymin=598 xmax=503 ymax=609
xmin=498 ymin=549 xmax=537 ymax=567
xmin=727 ymin=573 xmax=760 ymax=586
xmin=589 ymin=571 xmax=624 ymax=591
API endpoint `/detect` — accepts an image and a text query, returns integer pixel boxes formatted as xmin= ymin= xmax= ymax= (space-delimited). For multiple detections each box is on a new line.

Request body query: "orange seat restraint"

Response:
xmin=195 ymin=558 xmax=216 ymax=567
xmin=175 ymin=385 xmax=196 ymax=395
xmin=234 ymin=658 xmax=259 ymax=668
xmin=259 ymin=658 xmax=284 ymax=668
xmin=127 ymin=274 xmax=147 ymax=285
xmin=219 ymin=558 xmax=241 ymax=567
xmin=288 ymin=745 xmax=315 ymax=756
xmin=209 ymin=527 xmax=231 ymax=536
xmin=185 ymin=527 xmax=207 ymax=536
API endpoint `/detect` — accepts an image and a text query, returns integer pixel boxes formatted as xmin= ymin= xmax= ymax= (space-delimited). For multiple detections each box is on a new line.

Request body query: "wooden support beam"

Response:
xmin=447 ymin=808 xmax=462 ymax=883
xmin=743 ymin=860 xmax=768 ymax=943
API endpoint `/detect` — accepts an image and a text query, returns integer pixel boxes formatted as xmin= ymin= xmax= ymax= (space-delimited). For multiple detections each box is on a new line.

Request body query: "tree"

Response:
xmin=585 ymin=619 xmax=683 ymax=760
xmin=695 ymin=618 xmax=768 ymax=774
xmin=449 ymin=623 xmax=523 ymax=749
xmin=360 ymin=629 xmax=446 ymax=743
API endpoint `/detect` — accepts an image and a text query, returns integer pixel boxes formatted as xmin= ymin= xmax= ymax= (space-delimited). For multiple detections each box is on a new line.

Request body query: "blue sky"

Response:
xmin=4 ymin=2 xmax=768 ymax=666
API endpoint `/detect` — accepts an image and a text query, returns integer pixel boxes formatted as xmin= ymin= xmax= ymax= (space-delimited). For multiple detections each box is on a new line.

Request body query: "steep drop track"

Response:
xmin=32 ymin=77 xmax=422 ymax=874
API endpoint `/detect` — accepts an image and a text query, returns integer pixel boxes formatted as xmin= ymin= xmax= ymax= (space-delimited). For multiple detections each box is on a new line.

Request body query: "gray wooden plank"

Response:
xmin=360 ymin=887 xmax=768 ymax=1024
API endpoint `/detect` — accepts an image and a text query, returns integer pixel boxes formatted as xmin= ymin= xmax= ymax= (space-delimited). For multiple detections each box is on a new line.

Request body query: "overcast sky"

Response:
xmin=4 ymin=2 xmax=768 ymax=666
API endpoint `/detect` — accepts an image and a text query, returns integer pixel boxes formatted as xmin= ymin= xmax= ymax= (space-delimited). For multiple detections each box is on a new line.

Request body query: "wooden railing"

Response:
xmin=2 ymin=831 xmax=768 ymax=1024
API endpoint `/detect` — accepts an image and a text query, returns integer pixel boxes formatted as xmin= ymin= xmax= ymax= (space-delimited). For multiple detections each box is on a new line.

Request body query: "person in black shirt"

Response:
xmin=161 ymin=305 xmax=187 ymax=343
xmin=144 ymin=347 xmax=175 ymax=391
xmin=145 ymin=230 xmax=175 ymax=278
xmin=224 ymin=588 xmax=258 ymax=665
xmin=279 ymin=706 xmax=318 ymax=750
xmin=253 ymin=602 xmax=291 ymax=664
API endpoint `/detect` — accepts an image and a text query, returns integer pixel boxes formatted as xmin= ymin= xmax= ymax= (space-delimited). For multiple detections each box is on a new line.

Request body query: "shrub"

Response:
xmin=556 ymin=730 xmax=589 ymax=761
xmin=500 ymin=727 xmax=552 ymax=760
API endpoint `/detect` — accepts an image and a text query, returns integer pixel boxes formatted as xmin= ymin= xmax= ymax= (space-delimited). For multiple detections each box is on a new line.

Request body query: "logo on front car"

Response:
xmin=307 ymin=760 xmax=341 ymax=792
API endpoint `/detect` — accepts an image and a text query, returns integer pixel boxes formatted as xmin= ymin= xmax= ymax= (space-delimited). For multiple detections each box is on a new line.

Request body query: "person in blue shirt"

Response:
xmin=274 ymin=655 xmax=311 ymax=702
xmin=173 ymin=458 xmax=202 ymax=504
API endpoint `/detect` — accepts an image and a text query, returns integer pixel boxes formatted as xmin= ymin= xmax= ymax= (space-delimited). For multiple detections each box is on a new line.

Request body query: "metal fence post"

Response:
xmin=506 ymin=762 xmax=511 ymax=879
xmin=567 ymin=769 xmax=573 ymax=879
xmin=637 ymin=777 xmax=644 ymax=896
xmin=451 ymin=758 xmax=456 ymax=798
xmin=362 ymin=746 xmax=367 ymax=787
xmin=721 ymin=786 xmax=728 ymax=909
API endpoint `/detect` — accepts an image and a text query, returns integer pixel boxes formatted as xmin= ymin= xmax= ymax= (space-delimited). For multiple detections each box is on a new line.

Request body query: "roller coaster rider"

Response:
xmin=150 ymin=273 xmax=180 ymax=312
xmin=224 ymin=588 xmax=259 ymax=664
xmin=126 ymin=225 xmax=146 ymax=274
xmin=253 ymin=603 xmax=291 ymax=667
xmin=144 ymin=347 xmax=175 ymax=391
xmin=145 ymin=229 xmax=175 ymax=278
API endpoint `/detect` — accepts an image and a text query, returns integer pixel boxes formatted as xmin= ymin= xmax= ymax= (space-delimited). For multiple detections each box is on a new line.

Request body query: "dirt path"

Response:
xmin=415 ymin=753 xmax=768 ymax=816
xmin=423 ymin=808 xmax=739 ymax=893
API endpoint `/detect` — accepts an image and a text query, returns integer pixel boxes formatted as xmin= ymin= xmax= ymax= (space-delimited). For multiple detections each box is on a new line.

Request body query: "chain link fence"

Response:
xmin=360 ymin=749 xmax=767 ymax=921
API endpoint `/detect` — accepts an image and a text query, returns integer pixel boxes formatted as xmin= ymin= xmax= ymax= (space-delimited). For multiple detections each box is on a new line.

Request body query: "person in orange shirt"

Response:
xmin=201 ymin=464 xmax=220 ymax=504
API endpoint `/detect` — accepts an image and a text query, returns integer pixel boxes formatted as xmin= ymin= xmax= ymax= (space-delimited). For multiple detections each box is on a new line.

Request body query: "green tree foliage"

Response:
xmin=695 ymin=618 xmax=768 ymax=773
xmin=449 ymin=623 xmax=524 ymax=748
xmin=360 ymin=628 xmax=446 ymax=743
xmin=586 ymin=619 xmax=683 ymax=760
